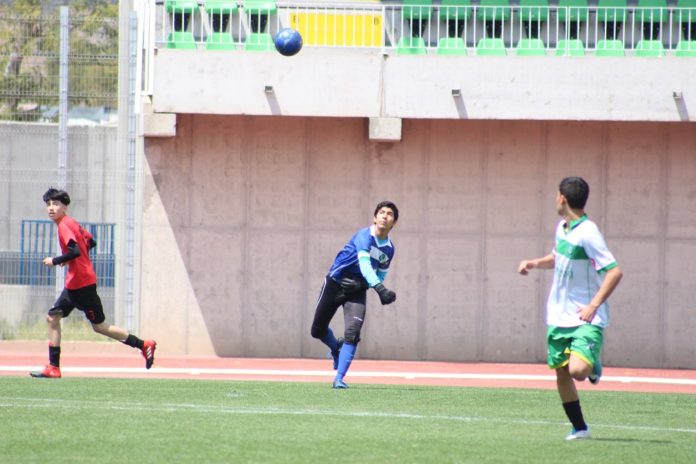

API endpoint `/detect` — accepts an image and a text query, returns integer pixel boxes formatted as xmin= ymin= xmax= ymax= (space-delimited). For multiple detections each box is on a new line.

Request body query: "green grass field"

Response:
xmin=1 ymin=377 xmax=694 ymax=463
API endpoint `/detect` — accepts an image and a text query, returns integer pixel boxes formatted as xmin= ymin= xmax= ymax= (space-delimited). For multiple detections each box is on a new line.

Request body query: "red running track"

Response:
xmin=2 ymin=346 xmax=695 ymax=394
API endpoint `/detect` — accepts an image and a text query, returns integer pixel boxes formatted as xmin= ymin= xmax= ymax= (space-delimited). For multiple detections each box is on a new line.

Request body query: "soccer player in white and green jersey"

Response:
xmin=518 ymin=177 xmax=623 ymax=441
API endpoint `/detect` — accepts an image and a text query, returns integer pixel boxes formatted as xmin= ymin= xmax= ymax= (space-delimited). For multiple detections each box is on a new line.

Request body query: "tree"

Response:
xmin=0 ymin=0 xmax=119 ymax=121
xmin=0 ymin=0 xmax=46 ymax=120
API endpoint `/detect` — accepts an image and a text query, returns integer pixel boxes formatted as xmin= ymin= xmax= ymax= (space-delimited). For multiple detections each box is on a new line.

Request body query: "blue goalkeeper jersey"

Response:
xmin=328 ymin=226 xmax=395 ymax=284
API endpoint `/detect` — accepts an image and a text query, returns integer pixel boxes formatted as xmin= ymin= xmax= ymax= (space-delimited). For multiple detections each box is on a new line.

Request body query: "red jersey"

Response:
xmin=56 ymin=215 xmax=97 ymax=290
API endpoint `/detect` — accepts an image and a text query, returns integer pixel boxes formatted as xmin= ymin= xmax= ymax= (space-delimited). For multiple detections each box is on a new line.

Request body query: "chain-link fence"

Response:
xmin=0 ymin=5 xmax=137 ymax=341
xmin=0 ymin=6 xmax=118 ymax=122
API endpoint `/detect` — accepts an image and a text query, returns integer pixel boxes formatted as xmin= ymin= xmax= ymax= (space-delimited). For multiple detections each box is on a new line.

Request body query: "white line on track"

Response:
xmin=2 ymin=365 xmax=696 ymax=386
xmin=2 ymin=396 xmax=696 ymax=434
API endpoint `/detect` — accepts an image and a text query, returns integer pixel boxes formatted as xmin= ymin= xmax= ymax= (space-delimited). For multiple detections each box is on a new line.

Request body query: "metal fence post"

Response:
xmin=55 ymin=5 xmax=69 ymax=297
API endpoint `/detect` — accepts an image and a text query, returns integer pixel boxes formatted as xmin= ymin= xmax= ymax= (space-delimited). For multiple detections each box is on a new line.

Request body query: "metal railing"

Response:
xmin=14 ymin=220 xmax=116 ymax=288
xmin=149 ymin=1 xmax=696 ymax=56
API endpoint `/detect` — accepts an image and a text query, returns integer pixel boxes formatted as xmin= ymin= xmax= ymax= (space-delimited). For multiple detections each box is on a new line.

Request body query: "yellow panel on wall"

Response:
xmin=289 ymin=12 xmax=383 ymax=47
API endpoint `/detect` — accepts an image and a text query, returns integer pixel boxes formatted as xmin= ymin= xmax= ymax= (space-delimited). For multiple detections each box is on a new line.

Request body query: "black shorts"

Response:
xmin=48 ymin=284 xmax=105 ymax=324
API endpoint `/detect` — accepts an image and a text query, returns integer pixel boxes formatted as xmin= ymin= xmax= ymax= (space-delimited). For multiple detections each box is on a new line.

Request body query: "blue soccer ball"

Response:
xmin=274 ymin=28 xmax=303 ymax=56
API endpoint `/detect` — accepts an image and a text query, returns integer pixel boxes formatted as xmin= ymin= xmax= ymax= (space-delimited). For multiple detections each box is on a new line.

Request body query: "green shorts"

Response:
xmin=546 ymin=325 xmax=604 ymax=369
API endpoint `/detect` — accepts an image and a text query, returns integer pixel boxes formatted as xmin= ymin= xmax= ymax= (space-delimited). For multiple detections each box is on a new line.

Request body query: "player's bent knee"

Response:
xmin=569 ymin=366 xmax=590 ymax=380
xmin=310 ymin=326 xmax=326 ymax=339
xmin=91 ymin=322 xmax=107 ymax=334
xmin=343 ymin=332 xmax=361 ymax=345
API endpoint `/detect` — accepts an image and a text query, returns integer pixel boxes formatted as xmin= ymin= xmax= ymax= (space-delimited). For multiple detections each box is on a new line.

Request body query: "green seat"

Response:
xmin=597 ymin=0 xmax=627 ymax=23
xmin=676 ymin=0 xmax=696 ymax=34
xmin=636 ymin=0 xmax=667 ymax=24
xmin=515 ymin=38 xmax=546 ymax=55
xmin=166 ymin=0 xmax=198 ymax=14
xmin=634 ymin=39 xmax=665 ymax=56
xmin=677 ymin=0 xmax=696 ymax=12
xmin=519 ymin=0 xmax=549 ymax=22
xmin=475 ymin=37 xmax=507 ymax=55
xmin=165 ymin=0 xmax=198 ymax=49
xmin=205 ymin=0 xmax=238 ymax=14
xmin=167 ymin=31 xmax=197 ymax=49
xmin=439 ymin=0 xmax=473 ymax=21
xmin=557 ymin=0 xmax=589 ymax=23
xmin=396 ymin=36 xmax=428 ymax=55
xmin=595 ymin=39 xmax=625 ymax=56
xmin=436 ymin=37 xmax=468 ymax=55
xmin=555 ymin=39 xmax=585 ymax=56
xmin=206 ymin=33 xmax=236 ymax=50
xmin=205 ymin=1 xmax=238 ymax=50
xmin=402 ymin=0 xmax=433 ymax=20
xmin=243 ymin=0 xmax=277 ymax=15
xmin=476 ymin=0 xmax=511 ymax=22
xmin=243 ymin=32 xmax=274 ymax=51
xmin=675 ymin=40 xmax=696 ymax=56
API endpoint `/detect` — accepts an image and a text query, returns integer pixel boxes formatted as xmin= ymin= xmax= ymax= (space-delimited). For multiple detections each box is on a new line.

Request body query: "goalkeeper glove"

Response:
xmin=339 ymin=277 xmax=369 ymax=293
xmin=373 ymin=283 xmax=396 ymax=305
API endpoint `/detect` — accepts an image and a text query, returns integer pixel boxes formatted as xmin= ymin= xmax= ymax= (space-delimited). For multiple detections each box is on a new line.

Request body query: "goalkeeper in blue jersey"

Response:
xmin=310 ymin=201 xmax=398 ymax=389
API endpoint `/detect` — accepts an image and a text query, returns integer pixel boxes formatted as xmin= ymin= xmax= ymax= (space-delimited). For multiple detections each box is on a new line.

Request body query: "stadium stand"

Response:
xmin=634 ymin=39 xmax=666 ymax=56
xmin=515 ymin=38 xmax=546 ymax=55
xmin=675 ymin=39 xmax=696 ymax=55
xmin=519 ymin=0 xmax=549 ymax=40
xmin=557 ymin=0 xmax=589 ymax=40
xmin=636 ymin=0 xmax=667 ymax=40
xmin=678 ymin=0 xmax=696 ymax=41
xmin=555 ymin=38 xmax=585 ymax=56
xmin=205 ymin=0 xmax=238 ymax=50
xmin=597 ymin=0 xmax=628 ymax=40
xmin=437 ymin=37 xmax=468 ymax=54
xmin=155 ymin=1 xmax=696 ymax=57
xmin=397 ymin=35 xmax=428 ymax=54
xmin=165 ymin=0 xmax=198 ymax=49
xmin=595 ymin=38 xmax=626 ymax=56
xmin=244 ymin=32 xmax=274 ymax=51
xmin=244 ymin=0 xmax=276 ymax=32
xmin=477 ymin=0 xmax=512 ymax=39
xmin=402 ymin=0 xmax=433 ymax=38
xmin=476 ymin=37 xmax=507 ymax=55
xmin=439 ymin=0 xmax=472 ymax=38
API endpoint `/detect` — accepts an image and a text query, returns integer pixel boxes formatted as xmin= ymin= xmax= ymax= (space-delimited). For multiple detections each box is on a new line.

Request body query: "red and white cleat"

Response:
xmin=141 ymin=340 xmax=157 ymax=369
xmin=30 ymin=365 xmax=62 ymax=378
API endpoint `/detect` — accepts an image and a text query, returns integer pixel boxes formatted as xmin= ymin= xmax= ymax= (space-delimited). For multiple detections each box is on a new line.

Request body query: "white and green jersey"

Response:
xmin=547 ymin=215 xmax=617 ymax=328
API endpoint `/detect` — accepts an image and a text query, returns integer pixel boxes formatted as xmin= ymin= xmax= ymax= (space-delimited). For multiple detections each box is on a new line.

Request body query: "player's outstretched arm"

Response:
xmin=518 ymin=253 xmax=555 ymax=275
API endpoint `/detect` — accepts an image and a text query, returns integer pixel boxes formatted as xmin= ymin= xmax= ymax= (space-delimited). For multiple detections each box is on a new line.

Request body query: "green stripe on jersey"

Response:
xmin=556 ymin=239 xmax=589 ymax=260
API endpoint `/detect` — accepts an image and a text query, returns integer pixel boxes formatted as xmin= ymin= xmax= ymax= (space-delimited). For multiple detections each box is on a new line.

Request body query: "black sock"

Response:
xmin=122 ymin=334 xmax=143 ymax=349
xmin=49 ymin=345 xmax=61 ymax=367
xmin=562 ymin=400 xmax=587 ymax=431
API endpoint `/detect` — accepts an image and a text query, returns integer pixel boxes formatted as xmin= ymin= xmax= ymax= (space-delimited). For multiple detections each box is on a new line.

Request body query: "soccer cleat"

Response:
xmin=329 ymin=337 xmax=344 ymax=370
xmin=588 ymin=360 xmax=602 ymax=385
xmin=332 ymin=378 xmax=349 ymax=389
xmin=141 ymin=340 xmax=157 ymax=369
xmin=565 ymin=427 xmax=591 ymax=441
xmin=30 ymin=365 xmax=62 ymax=379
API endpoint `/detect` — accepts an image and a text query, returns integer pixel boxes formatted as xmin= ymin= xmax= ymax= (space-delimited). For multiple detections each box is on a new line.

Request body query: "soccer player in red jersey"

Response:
xmin=30 ymin=188 xmax=156 ymax=378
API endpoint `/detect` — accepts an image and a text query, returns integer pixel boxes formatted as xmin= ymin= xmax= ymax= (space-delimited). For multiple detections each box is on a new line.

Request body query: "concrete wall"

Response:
xmin=152 ymin=49 xmax=696 ymax=122
xmin=142 ymin=115 xmax=696 ymax=369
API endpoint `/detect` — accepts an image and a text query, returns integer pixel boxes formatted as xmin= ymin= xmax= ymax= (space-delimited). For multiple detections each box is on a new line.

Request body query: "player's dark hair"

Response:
xmin=559 ymin=177 xmax=589 ymax=209
xmin=374 ymin=201 xmax=399 ymax=222
xmin=43 ymin=187 xmax=71 ymax=206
